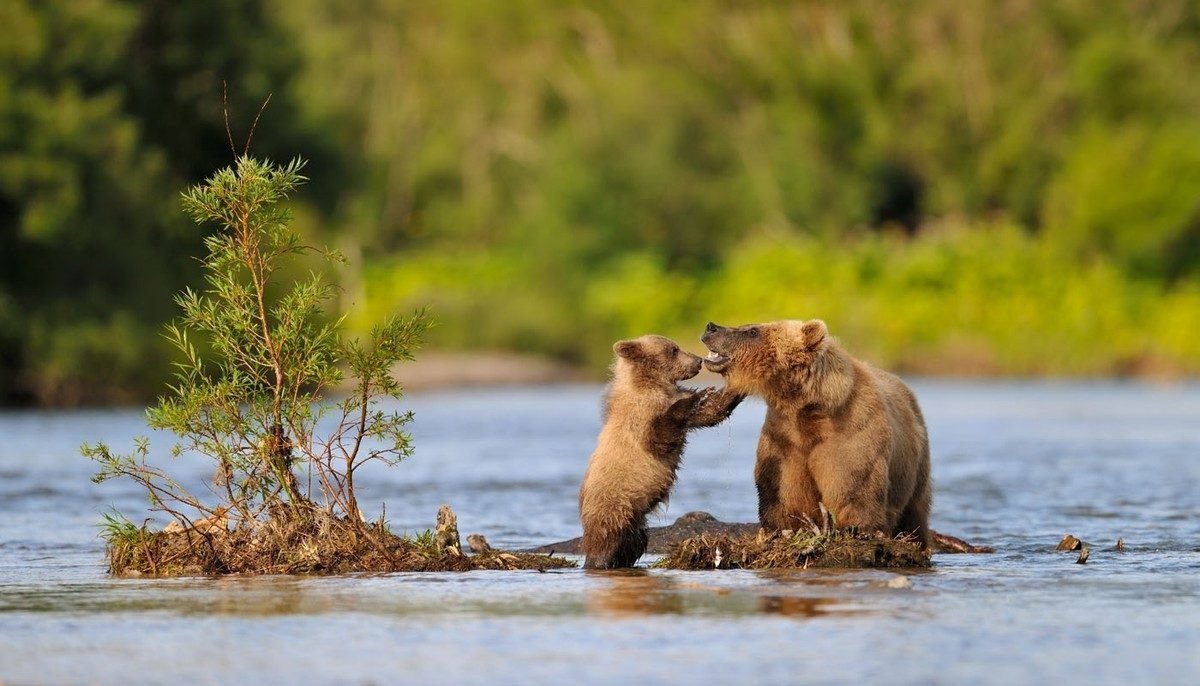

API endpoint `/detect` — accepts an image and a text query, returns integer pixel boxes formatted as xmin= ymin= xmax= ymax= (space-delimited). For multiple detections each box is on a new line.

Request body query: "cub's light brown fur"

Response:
xmin=702 ymin=320 xmax=931 ymax=547
xmin=579 ymin=335 xmax=744 ymax=569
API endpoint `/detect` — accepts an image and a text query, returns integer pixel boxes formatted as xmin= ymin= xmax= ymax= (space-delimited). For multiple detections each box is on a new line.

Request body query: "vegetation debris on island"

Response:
xmin=655 ymin=528 xmax=932 ymax=571
xmin=105 ymin=504 xmax=571 ymax=577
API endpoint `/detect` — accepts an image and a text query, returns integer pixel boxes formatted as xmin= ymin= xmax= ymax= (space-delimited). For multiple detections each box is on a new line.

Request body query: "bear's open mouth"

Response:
xmin=703 ymin=349 xmax=731 ymax=373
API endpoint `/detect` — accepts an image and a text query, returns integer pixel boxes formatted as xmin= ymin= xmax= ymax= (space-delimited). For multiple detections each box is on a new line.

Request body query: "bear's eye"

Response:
xmin=747 ymin=328 xmax=760 ymax=338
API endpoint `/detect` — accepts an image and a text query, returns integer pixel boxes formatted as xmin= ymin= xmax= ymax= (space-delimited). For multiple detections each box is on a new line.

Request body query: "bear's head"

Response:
xmin=613 ymin=335 xmax=704 ymax=386
xmin=701 ymin=319 xmax=838 ymax=399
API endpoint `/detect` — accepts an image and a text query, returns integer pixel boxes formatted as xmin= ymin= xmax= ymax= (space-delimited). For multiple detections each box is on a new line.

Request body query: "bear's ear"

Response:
xmin=801 ymin=319 xmax=828 ymax=350
xmin=613 ymin=340 xmax=641 ymax=359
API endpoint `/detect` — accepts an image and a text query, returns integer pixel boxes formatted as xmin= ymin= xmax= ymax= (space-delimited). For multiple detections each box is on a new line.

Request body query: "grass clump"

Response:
xmin=654 ymin=529 xmax=931 ymax=571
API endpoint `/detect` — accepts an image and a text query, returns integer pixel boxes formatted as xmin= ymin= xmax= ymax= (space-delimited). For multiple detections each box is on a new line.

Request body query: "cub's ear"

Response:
xmin=801 ymin=319 xmax=828 ymax=350
xmin=613 ymin=340 xmax=641 ymax=359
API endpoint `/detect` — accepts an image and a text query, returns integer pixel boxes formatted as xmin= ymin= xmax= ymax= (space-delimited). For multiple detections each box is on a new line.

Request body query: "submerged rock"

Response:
xmin=1056 ymin=534 xmax=1084 ymax=551
xmin=530 ymin=511 xmax=992 ymax=557
xmin=529 ymin=511 xmax=758 ymax=555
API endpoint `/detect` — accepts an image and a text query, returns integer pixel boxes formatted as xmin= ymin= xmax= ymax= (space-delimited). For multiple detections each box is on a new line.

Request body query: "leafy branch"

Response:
xmin=85 ymin=156 xmax=429 ymax=539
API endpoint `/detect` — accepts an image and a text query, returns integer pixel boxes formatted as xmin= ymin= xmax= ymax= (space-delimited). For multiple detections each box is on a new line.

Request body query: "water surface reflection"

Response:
xmin=584 ymin=568 xmax=883 ymax=619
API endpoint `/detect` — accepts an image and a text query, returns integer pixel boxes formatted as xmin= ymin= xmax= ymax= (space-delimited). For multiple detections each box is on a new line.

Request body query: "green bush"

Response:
xmin=86 ymin=156 xmax=428 ymax=534
xmin=1045 ymin=123 xmax=1200 ymax=279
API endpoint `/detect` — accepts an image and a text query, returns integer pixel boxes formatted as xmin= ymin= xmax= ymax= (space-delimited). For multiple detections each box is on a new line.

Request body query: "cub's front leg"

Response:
xmin=662 ymin=388 xmax=709 ymax=426
xmin=645 ymin=390 xmax=709 ymax=466
xmin=686 ymin=387 xmax=746 ymax=429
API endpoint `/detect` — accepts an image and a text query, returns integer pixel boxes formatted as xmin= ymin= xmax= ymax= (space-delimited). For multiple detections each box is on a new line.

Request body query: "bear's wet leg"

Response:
xmin=896 ymin=488 xmax=932 ymax=548
xmin=828 ymin=502 xmax=890 ymax=539
xmin=612 ymin=526 xmax=648 ymax=567
xmin=755 ymin=455 xmax=784 ymax=530
xmin=582 ymin=536 xmax=619 ymax=569
xmin=583 ymin=525 xmax=648 ymax=569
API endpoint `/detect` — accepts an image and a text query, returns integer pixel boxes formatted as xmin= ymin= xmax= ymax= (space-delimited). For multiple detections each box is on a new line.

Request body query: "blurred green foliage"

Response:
xmin=0 ymin=0 xmax=337 ymax=404
xmin=5 ymin=0 xmax=1200 ymax=404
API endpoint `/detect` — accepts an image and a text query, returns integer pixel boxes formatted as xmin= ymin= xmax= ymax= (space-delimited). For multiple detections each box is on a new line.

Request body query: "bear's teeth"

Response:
xmin=706 ymin=351 xmax=725 ymax=362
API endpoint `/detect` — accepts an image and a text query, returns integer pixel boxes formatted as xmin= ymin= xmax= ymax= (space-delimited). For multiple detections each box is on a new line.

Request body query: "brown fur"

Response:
xmin=702 ymin=320 xmax=931 ymax=547
xmin=579 ymin=335 xmax=745 ymax=569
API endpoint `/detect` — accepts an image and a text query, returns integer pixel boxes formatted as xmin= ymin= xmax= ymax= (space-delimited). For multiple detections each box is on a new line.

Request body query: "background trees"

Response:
xmin=0 ymin=0 xmax=336 ymax=404
xmin=6 ymin=0 xmax=1200 ymax=404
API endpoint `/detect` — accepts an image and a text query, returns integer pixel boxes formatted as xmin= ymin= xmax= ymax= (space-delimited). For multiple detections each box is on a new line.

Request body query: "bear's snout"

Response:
xmin=681 ymin=354 xmax=704 ymax=380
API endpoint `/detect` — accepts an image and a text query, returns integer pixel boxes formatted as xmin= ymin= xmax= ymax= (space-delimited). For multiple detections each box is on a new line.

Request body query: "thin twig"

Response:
xmin=244 ymin=94 xmax=273 ymax=156
xmin=222 ymin=81 xmax=237 ymax=159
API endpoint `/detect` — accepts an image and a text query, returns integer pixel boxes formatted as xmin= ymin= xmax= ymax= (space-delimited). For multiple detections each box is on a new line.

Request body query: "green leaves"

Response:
xmin=88 ymin=155 xmax=429 ymax=529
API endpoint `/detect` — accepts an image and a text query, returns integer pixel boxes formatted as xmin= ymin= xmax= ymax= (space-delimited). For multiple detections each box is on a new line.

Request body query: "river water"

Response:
xmin=1 ymin=381 xmax=1198 ymax=684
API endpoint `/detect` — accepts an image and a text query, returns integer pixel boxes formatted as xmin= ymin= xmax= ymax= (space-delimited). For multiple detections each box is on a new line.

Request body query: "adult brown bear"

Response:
xmin=701 ymin=319 xmax=931 ymax=547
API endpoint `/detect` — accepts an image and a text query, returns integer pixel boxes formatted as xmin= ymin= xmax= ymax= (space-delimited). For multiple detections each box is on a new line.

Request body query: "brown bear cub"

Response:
xmin=579 ymin=335 xmax=745 ymax=569
xmin=701 ymin=320 xmax=931 ymax=547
